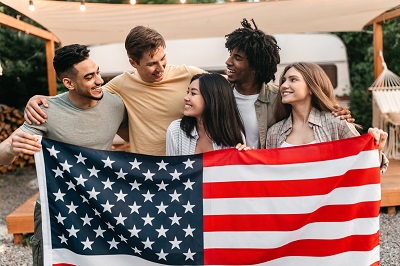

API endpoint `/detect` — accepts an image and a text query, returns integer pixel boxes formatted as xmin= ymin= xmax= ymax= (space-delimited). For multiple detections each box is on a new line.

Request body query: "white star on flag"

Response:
xmin=66 ymin=225 xmax=80 ymax=238
xmin=169 ymin=236 xmax=182 ymax=250
xmin=115 ymin=168 xmax=127 ymax=179
xmin=102 ymin=157 xmax=115 ymax=168
xmin=142 ymin=237 xmax=154 ymax=250
xmin=107 ymin=238 xmax=119 ymax=250
xmin=142 ymin=213 xmax=155 ymax=226
xmin=52 ymin=166 xmax=63 ymax=178
xmin=183 ymin=158 xmax=195 ymax=169
xmin=55 ymin=213 xmax=66 ymax=225
xmin=114 ymin=189 xmax=128 ymax=202
xmin=101 ymin=178 xmax=114 ymax=190
xmin=47 ymin=145 xmax=60 ymax=158
xmin=128 ymin=202 xmax=141 ymax=214
xmin=87 ymin=166 xmax=100 ymax=177
xmin=101 ymin=200 xmax=114 ymax=213
xmin=169 ymin=169 xmax=182 ymax=180
xmin=74 ymin=153 xmax=87 ymax=164
xmin=60 ymin=160 xmax=73 ymax=172
xmin=183 ymin=224 xmax=195 ymax=237
xmin=80 ymin=214 xmax=93 ymax=226
xmin=58 ymin=234 xmax=68 ymax=244
xmin=53 ymin=189 xmax=66 ymax=202
xmin=129 ymin=180 xmax=141 ymax=191
xmin=156 ymin=160 xmax=169 ymax=170
xmin=93 ymin=225 xmax=106 ymax=238
xmin=58 ymin=234 xmax=68 ymax=245
xmin=156 ymin=249 xmax=168 ymax=260
xmin=74 ymin=174 xmax=87 ymax=186
xmin=129 ymin=158 xmax=142 ymax=170
xmin=81 ymin=237 xmax=94 ymax=250
xmin=142 ymin=170 xmax=155 ymax=181
xmin=128 ymin=225 xmax=141 ymax=238
xmin=156 ymin=225 xmax=169 ymax=238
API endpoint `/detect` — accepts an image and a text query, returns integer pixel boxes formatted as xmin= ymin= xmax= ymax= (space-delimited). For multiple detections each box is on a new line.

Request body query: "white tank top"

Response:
xmin=280 ymin=140 xmax=317 ymax=148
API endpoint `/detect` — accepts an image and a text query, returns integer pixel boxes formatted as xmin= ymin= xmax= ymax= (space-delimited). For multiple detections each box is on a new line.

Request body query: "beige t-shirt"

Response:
xmin=104 ymin=65 xmax=205 ymax=156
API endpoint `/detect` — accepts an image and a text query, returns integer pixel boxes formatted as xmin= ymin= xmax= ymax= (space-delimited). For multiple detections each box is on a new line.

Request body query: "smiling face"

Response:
xmin=183 ymin=79 xmax=205 ymax=120
xmin=65 ymin=58 xmax=104 ymax=107
xmin=225 ymin=48 xmax=257 ymax=94
xmin=129 ymin=46 xmax=166 ymax=83
xmin=280 ymin=67 xmax=311 ymax=106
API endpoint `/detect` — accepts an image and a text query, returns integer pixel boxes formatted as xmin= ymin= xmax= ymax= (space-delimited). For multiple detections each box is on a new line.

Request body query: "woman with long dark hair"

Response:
xmin=166 ymin=73 xmax=245 ymax=155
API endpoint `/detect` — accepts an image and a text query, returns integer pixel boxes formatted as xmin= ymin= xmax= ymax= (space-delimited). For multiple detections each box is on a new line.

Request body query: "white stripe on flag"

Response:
xmin=203 ymin=150 xmax=379 ymax=183
xmin=52 ymin=248 xmax=166 ymax=265
xmin=204 ymin=217 xmax=379 ymax=249
xmin=203 ymin=184 xmax=380 ymax=215
xmin=249 ymin=245 xmax=380 ymax=266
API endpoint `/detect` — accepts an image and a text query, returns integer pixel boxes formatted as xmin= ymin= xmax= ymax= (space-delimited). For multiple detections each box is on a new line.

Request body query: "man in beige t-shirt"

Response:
xmin=24 ymin=26 xmax=204 ymax=156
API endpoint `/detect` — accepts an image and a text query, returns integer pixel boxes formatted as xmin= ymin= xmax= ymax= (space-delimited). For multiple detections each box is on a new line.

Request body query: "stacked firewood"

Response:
xmin=0 ymin=104 xmax=35 ymax=173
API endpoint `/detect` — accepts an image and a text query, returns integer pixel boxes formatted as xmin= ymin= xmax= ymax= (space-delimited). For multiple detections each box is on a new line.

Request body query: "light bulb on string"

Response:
xmin=80 ymin=0 xmax=86 ymax=12
xmin=29 ymin=0 xmax=35 ymax=12
xmin=180 ymin=0 xmax=186 ymax=3
xmin=130 ymin=0 xmax=136 ymax=5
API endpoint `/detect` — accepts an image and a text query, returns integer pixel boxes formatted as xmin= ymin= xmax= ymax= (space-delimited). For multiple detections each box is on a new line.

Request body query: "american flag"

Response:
xmin=34 ymin=134 xmax=381 ymax=266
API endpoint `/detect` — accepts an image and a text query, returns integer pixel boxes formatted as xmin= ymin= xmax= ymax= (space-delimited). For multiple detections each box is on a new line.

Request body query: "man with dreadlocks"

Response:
xmin=227 ymin=19 xmax=353 ymax=149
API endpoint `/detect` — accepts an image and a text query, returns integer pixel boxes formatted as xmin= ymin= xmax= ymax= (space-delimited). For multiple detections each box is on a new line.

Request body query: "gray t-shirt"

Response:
xmin=20 ymin=90 xmax=127 ymax=150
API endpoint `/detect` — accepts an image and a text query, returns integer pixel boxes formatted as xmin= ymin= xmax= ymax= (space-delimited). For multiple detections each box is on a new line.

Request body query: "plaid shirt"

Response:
xmin=266 ymin=107 xmax=388 ymax=174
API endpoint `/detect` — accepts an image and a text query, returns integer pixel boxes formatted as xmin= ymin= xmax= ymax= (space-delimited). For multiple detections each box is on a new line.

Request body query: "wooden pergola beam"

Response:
xmin=0 ymin=12 xmax=61 ymax=96
xmin=365 ymin=8 xmax=400 ymax=79
xmin=373 ymin=22 xmax=383 ymax=79
xmin=366 ymin=8 xmax=400 ymax=26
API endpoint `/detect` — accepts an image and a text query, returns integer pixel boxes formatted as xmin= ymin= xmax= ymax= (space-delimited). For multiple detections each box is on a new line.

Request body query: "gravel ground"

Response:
xmin=0 ymin=168 xmax=399 ymax=265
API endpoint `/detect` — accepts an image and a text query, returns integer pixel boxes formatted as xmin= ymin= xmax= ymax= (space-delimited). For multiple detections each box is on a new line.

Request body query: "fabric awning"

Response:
xmin=1 ymin=0 xmax=400 ymax=45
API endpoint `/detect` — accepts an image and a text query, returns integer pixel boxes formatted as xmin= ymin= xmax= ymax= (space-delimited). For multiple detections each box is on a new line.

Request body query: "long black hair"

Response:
xmin=180 ymin=73 xmax=245 ymax=146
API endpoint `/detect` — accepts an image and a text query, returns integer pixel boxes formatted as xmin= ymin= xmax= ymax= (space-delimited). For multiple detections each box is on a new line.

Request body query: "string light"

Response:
xmin=130 ymin=0 xmax=136 ymax=5
xmin=29 ymin=0 xmax=35 ymax=12
xmin=180 ymin=0 xmax=186 ymax=3
xmin=80 ymin=0 xmax=86 ymax=12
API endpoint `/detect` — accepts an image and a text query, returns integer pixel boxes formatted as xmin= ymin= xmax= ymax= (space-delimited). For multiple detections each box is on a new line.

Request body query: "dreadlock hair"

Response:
xmin=225 ymin=18 xmax=281 ymax=84
xmin=180 ymin=73 xmax=246 ymax=147
xmin=53 ymin=44 xmax=90 ymax=79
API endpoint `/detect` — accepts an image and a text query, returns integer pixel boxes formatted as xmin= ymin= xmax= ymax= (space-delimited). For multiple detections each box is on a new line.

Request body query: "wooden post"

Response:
xmin=46 ymin=40 xmax=57 ymax=96
xmin=0 ymin=12 xmax=60 ymax=96
xmin=373 ymin=22 xmax=383 ymax=79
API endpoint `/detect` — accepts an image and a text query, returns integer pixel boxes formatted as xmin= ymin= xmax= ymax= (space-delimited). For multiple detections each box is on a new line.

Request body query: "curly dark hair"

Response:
xmin=225 ymin=18 xmax=280 ymax=84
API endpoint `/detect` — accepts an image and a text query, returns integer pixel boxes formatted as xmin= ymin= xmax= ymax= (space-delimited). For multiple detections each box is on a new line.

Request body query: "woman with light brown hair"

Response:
xmin=266 ymin=62 xmax=389 ymax=172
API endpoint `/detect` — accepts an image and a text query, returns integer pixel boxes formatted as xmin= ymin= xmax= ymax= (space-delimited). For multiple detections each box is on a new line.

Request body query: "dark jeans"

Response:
xmin=31 ymin=201 xmax=43 ymax=266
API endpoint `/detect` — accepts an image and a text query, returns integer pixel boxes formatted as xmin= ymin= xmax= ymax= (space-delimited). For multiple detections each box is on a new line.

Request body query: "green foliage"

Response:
xmin=334 ymin=19 xmax=400 ymax=132
xmin=0 ymin=5 xmax=49 ymax=109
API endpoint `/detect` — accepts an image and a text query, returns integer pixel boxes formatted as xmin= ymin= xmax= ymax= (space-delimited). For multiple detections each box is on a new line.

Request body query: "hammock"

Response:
xmin=370 ymin=51 xmax=400 ymax=159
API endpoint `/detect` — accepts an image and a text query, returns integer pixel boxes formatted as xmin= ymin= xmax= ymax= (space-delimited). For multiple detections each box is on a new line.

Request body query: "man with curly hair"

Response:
xmin=226 ymin=19 xmax=352 ymax=149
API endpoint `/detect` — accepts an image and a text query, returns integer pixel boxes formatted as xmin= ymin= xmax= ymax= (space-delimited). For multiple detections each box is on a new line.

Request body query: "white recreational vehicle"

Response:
xmin=89 ymin=33 xmax=350 ymax=97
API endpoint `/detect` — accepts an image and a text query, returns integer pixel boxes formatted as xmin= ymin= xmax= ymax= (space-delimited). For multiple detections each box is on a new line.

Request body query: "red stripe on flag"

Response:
xmin=203 ymin=168 xmax=380 ymax=198
xmin=204 ymin=232 xmax=380 ymax=265
xmin=203 ymin=134 xmax=376 ymax=167
xmin=204 ymin=201 xmax=380 ymax=231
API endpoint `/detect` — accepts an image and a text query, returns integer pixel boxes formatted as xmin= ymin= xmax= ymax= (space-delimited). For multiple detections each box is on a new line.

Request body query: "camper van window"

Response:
xmin=318 ymin=64 xmax=338 ymax=89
